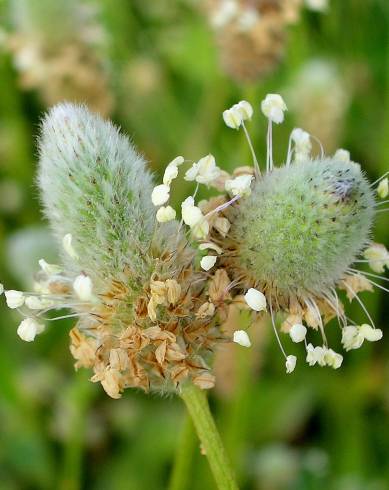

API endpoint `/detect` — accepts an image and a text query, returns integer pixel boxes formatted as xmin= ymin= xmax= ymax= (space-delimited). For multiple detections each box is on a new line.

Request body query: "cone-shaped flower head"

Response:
xmin=230 ymin=158 xmax=375 ymax=297
xmin=38 ymin=103 xmax=156 ymax=283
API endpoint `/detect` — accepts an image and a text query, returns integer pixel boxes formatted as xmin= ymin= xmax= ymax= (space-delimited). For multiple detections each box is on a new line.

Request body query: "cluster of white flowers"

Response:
xmin=342 ymin=324 xmax=383 ymax=351
xmin=1 ymin=233 xmax=95 ymax=342
xmin=306 ymin=344 xmax=343 ymax=369
xmin=223 ymin=100 xmax=253 ymax=129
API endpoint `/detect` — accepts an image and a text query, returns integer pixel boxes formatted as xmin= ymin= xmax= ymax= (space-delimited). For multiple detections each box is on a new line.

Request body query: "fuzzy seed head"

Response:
xmin=231 ymin=158 xmax=375 ymax=296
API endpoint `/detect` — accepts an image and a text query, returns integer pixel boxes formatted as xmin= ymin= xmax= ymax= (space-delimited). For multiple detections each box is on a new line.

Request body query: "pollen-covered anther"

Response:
xmin=334 ymin=149 xmax=351 ymax=163
xmin=185 ymin=154 xmax=221 ymax=185
xmin=342 ymin=324 xmax=383 ymax=351
xmin=156 ymin=205 xmax=176 ymax=223
xmin=291 ymin=128 xmax=312 ymax=162
xmin=377 ymin=177 xmax=388 ymax=199
xmin=201 ymin=256 xmax=217 ymax=271
xmin=73 ymin=274 xmax=93 ymax=301
xmin=289 ymin=323 xmax=307 ymax=343
xmin=151 ymin=184 xmax=170 ymax=206
xmin=181 ymin=197 xmax=210 ymax=239
xmin=233 ymin=330 xmax=251 ymax=347
xmin=225 ymin=174 xmax=254 ymax=197
xmin=261 ymin=93 xmax=287 ymax=124
xmin=285 ymin=355 xmax=297 ymax=373
xmin=363 ymin=243 xmax=389 ymax=273
xmin=163 ymin=156 xmax=184 ymax=185
xmin=17 ymin=318 xmax=45 ymax=342
xmin=5 ymin=290 xmax=25 ymax=309
xmin=244 ymin=288 xmax=267 ymax=312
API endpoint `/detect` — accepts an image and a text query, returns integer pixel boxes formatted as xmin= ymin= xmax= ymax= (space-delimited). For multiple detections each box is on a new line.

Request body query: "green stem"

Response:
xmin=180 ymin=383 xmax=239 ymax=490
xmin=168 ymin=414 xmax=196 ymax=490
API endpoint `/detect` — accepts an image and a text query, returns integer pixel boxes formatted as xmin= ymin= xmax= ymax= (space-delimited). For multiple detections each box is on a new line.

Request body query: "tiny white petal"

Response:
xmin=200 ymin=255 xmax=217 ymax=271
xmin=377 ymin=178 xmax=388 ymax=199
xmin=233 ymin=330 xmax=251 ymax=347
xmin=17 ymin=318 xmax=45 ymax=342
xmin=151 ymin=184 xmax=170 ymax=206
xmin=261 ymin=94 xmax=287 ymax=124
xmin=225 ymin=174 xmax=253 ymax=197
xmin=73 ymin=275 xmax=93 ymax=301
xmin=244 ymin=288 xmax=267 ymax=312
xmin=5 ymin=290 xmax=25 ymax=309
xmin=286 ymin=355 xmax=297 ymax=373
xmin=289 ymin=323 xmax=307 ymax=343
xmin=223 ymin=107 xmax=243 ymax=129
xmin=62 ymin=233 xmax=79 ymax=260
xmin=0 ymin=283 xmax=3 ymax=295
xmin=156 ymin=205 xmax=176 ymax=223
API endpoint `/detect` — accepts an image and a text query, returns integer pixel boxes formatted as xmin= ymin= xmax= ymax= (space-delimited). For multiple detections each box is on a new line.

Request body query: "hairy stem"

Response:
xmin=180 ymin=383 xmax=239 ymax=490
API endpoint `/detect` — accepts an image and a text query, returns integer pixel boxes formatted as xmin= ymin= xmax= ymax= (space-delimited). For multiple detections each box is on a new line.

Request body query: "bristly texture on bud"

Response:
xmin=229 ymin=158 xmax=375 ymax=298
xmin=38 ymin=103 xmax=156 ymax=283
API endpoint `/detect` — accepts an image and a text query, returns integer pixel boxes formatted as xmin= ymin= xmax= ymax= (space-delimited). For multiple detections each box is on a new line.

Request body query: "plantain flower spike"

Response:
xmin=2 ymin=96 xmax=388 ymax=397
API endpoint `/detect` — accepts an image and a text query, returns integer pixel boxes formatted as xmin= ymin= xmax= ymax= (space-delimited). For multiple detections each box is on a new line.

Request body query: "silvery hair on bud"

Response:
xmin=38 ymin=103 xmax=156 ymax=282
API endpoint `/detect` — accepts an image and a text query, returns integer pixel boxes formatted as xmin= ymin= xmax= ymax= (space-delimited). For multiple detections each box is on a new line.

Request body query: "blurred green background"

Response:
xmin=1 ymin=1 xmax=389 ymax=489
